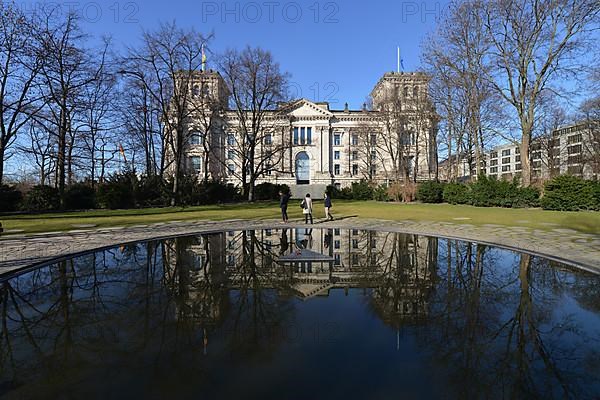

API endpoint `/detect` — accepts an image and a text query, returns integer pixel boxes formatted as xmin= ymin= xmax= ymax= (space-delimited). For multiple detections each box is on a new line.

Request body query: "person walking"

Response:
xmin=301 ymin=193 xmax=313 ymax=224
xmin=324 ymin=192 xmax=334 ymax=221
xmin=279 ymin=190 xmax=290 ymax=223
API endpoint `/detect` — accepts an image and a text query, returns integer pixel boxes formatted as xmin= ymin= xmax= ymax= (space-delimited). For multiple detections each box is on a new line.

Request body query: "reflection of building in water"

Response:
xmin=165 ymin=229 xmax=437 ymax=324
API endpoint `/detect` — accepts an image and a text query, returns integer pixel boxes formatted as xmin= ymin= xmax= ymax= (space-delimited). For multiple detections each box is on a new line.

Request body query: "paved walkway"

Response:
xmin=1 ymin=217 xmax=599 ymax=278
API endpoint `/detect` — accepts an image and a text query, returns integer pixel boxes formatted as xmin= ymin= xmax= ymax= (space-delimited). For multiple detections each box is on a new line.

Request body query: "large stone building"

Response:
xmin=177 ymin=71 xmax=438 ymax=194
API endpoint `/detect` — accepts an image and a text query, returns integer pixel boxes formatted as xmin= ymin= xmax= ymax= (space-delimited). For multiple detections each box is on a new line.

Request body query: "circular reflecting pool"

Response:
xmin=1 ymin=228 xmax=599 ymax=399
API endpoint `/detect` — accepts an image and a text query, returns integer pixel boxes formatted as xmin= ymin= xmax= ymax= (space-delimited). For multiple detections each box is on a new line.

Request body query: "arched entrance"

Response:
xmin=295 ymin=152 xmax=310 ymax=184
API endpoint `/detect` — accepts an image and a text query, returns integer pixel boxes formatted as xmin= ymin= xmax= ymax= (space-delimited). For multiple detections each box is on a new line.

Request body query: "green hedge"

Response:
xmin=0 ymin=184 xmax=23 ymax=212
xmin=254 ymin=182 xmax=290 ymax=200
xmin=417 ymin=181 xmax=445 ymax=203
xmin=541 ymin=175 xmax=600 ymax=211
xmin=65 ymin=184 xmax=96 ymax=209
xmin=442 ymin=183 xmax=470 ymax=205
xmin=23 ymin=185 xmax=60 ymax=212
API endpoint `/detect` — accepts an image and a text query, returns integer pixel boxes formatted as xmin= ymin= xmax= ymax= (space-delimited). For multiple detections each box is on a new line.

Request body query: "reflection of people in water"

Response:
xmin=324 ymin=229 xmax=333 ymax=249
xmin=279 ymin=229 xmax=289 ymax=255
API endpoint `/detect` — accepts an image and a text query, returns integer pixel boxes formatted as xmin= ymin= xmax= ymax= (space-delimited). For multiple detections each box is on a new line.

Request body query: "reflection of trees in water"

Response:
xmin=417 ymin=242 xmax=600 ymax=399
xmin=0 ymin=230 xmax=598 ymax=398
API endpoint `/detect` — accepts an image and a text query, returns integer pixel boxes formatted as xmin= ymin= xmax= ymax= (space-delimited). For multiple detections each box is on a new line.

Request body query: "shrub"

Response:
xmin=468 ymin=175 xmax=518 ymax=207
xmin=373 ymin=184 xmax=390 ymax=201
xmin=400 ymin=182 xmax=418 ymax=202
xmin=514 ymin=186 xmax=541 ymax=208
xmin=350 ymin=180 xmax=374 ymax=200
xmin=64 ymin=184 xmax=96 ymax=210
xmin=0 ymin=184 xmax=23 ymax=212
xmin=137 ymin=175 xmax=169 ymax=207
xmin=198 ymin=181 xmax=242 ymax=204
xmin=416 ymin=181 xmax=445 ymax=203
xmin=541 ymin=175 xmax=599 ymax=211
xmin=443 ymin=183 xmax=470 ymax=204
xmin=97 ymin=172 xmax=137 ymax=209
xmin=254 ymin=182 xmax=290 ymax=201
xmin=327 ymin=184 xmax=353 ymax=200
xmin=23 ymin=185 xmax=60 ymax=212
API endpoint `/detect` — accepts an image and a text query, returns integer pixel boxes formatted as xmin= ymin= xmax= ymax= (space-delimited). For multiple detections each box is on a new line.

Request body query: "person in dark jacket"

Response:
xmin=279 ymin=191 xmax=290 ymax=222
xmin=324 ymin=192 xmax=334 ymax=221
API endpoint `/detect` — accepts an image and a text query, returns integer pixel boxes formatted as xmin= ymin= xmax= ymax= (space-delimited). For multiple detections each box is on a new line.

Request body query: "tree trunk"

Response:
xmin=520 ymin=124 xmax=532 ymax=186
xmin=0 ymin=141 xmax=4 ymax=185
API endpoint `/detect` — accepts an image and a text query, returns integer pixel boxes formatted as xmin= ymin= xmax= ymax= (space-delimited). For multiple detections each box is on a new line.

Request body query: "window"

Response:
xmin=334 ymin=228 xmax=340 ymax=235
xmin=227 ymin=164 xmax=235 ymax=175
xmin=189 ymin=132 xmax=203 ymax=145
xmin=371 ymin=150 xmax=377 ymax=160
xmin=334 ymin=134 xmax=341 ymax=146
xmin=300 ymin=127 xmax=305 ymax=144
xmin=307 ymin=127 xmax=312 ymax=144
xmin=293 ymin=128 xmax=299 ymax=145
xmin=515 ymin=163 xmax=522 ymax=170
xmin=334 ymin=254 xmax=341 ymax=266
xmin=502 ymin=149 xmax=511 ymax=156
xmin=227 ymin=134 xmax=235 ymax=146
xmin=568 ymin=134 xmax=582 ymax=144
xmin=228 ymin=150 xmax=235 ymax=160
xmin=334 ymin=151 xmax=340 ymax=160
xmin=549 ymin=138 xmax=560 ymax=148
xmin=502 ymin=157 xmax=511 ymax=164
xmin=264 ymin=134 xmax=272 ymax=145
xmin=192 ymin=85 xmax=200 ymax=97
xmin=490 ymin=151 xmax=498 ymax=159
xmin=501 ymin=165 xmax=511 ymax=172
xmin=352 ymin=151 xmax=358 ymax=160
xmin=266 ymin=161 xmax=272 ymax=176
xmin=568 ymin=144 xmax=582 ymax=154
xmin=352 ymin=239 xmax=358 ymax=249
xmin=351 ymin=134 xmax=358 ymax=145
xmin=352 ymin=229 xmax=359 ymax=235
xmin=190 ymin=156 xmax=201 ymax=172
xmin=490 ymin=159 xmax=498 ymax=166
xmin=370 ymin=165 xmax=376 ymax=175
xmin=515 ymin=155 xmax=521 ymax=162
xmin=515 ymin=147 xmax=520 ymax=154
xmin=334 ymin=164 xmax=340 ymax=175
xmin=531 ymin=151 xmax=542 ymax=159
xmin=334 ymin=240 xmax=340 ymax=249
xmin=568 ymin=155 xmax=581 ymax=164
xmin=370 ymin=134 xmax=377 ymax=145
xmin=532 ymin=160 xmax=542 ymax=169
xmin=490 ymin=167 xmax=498 ymax=173
xmin=352 ymin=164 xmax=358 ymax=175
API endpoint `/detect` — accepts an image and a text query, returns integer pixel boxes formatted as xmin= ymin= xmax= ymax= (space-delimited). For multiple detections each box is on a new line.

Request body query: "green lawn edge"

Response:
xmin=1 ymin=200 xmax=599 ymax=236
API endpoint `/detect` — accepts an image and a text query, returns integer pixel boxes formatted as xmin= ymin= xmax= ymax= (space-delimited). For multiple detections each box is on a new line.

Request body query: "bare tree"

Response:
xmin=218 ymin=46 xmax=290 ymax=201
xmin=36 ymin=8 xmax=104 ymax=205
xmin=122 ymin=22 xmax=210 ymax=205
xmin=0 ymin=2 xmax=45 ymax=184
xmin=422 ymin=0 xmax=498 ymax=181
xmin=482 ymin=0 xmax=599 ymax=186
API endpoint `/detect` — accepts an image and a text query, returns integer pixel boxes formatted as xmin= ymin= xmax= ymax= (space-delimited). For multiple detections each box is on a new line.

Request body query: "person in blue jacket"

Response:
xmin=324 ymin=191 xmax=334 ymax=221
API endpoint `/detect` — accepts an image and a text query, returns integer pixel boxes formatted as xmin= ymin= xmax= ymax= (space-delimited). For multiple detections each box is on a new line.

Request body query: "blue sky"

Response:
xmin=52 ymin=0 xmax=449 ymax=109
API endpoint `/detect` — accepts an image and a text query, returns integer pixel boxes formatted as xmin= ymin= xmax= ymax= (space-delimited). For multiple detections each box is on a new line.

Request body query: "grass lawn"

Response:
xmin=1 ymin=200 xmax=599 ymax=235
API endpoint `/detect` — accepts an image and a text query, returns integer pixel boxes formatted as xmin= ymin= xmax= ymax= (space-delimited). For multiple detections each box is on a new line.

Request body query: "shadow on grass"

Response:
xmin=2 ymin=201 xmax=281 ymax=221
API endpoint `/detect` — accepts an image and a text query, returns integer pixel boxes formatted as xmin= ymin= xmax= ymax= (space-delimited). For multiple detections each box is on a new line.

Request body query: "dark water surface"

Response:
xmin=1 ymin=229 xmax=599 ymax=399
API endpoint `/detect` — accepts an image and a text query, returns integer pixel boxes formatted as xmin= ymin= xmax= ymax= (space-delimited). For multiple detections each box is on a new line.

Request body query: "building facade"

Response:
xmin=176 ymin=71 xmax=438 ymax=192
xmin=485 ymin=121 xmax=599 ymax=181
